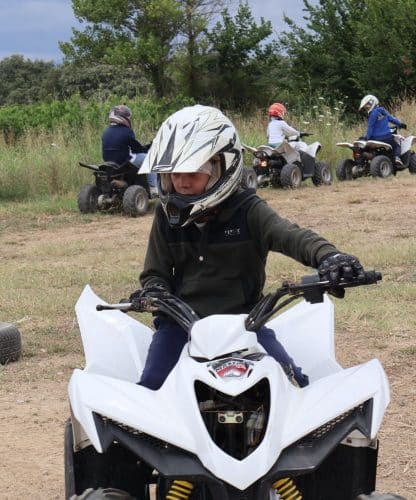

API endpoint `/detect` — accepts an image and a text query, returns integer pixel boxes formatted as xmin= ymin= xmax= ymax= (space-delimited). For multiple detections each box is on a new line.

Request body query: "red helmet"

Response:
xmin=268 ymin=103 xmax=287 ymax=118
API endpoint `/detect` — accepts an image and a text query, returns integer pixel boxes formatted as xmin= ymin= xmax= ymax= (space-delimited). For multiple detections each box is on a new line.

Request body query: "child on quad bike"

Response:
xmin=359 ymin=94 xmax=407 ymax=166
xmin=129 ymin=104 xmax=365 ymax=391
xmin=102 ymin=104 xmax=158 ymax=196
xmin=267 ymin=102 xmax=300 ymax=147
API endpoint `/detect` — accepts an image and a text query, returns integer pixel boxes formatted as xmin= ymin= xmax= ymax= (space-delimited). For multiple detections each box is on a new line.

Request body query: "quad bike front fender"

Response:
xmin=400 ymin=135 xmax=416 ymax=155
xmin=336 ymin=142 xmax=354 ymax=149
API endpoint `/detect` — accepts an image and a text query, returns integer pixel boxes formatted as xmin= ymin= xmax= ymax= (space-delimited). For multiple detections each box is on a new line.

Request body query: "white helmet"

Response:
xmin=140 ymin=105 xmax=243 ymax=227
xmin=359 ymin=94 xmax=379 ymax=113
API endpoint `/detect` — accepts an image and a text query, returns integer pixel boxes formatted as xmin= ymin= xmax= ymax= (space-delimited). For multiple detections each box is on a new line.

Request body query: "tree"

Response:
xmin=0 ymin=55 xmax=59 ymax=105
xmin=279 ymin=0 xmax=364 ymax=107
xmin=350 ymin=0 xmax=416 ymax=104
xmin=279 ymin=0 xmax=416 ymax=110
xmin=205 ymin=2 xmax=283 ymax=108
xmin=174 ymin=0 xmax=225 ymax=98
xmin=57 ymin=63 xmax=152 ymax=100
xmin=60 ymin=0 xmax=183 ymax=98
xmin=61 ymin=0 xmax=229 ymax=99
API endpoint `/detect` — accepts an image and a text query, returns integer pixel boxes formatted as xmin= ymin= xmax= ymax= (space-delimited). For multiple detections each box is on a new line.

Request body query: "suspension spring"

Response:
xmin=272 ymin=477 xmax=302 ymax=500
xmin=165 ymin=479 xmax=194 ymax=499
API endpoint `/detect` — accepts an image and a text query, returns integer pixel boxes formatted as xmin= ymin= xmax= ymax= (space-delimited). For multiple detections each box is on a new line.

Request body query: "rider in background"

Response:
xmin=102 ymin=105 xmax=158 ymax=197
xmin=267 ymin=102 xmax=300 ymax=147
xmin=359 ymin=94 xmax=407 ymax=166
xmin=130 ymin=104 xmax=365 ymax=391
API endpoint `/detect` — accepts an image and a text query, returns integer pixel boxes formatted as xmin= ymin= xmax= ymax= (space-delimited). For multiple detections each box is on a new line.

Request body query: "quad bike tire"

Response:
xmin=336 ymin=159 xmax=355 ymax=181
xmin=78 ymin=184 xmax=99 ymax=213
xmin=270 ymin=175 xmax=282 ymax=188
xmin=0 ymin=322 xmax=22 ymax=364
xmin=408 ymin=152 xmax=416 ymax=174
xmin=70 ymin=488 xmax=135 ymax=500
xmin=122 ymin=185 xmax=149 ymax=217
xmin=355 ymin=493 xmax=407 ymax=500
xmin=280 ymin=163 xmax=302 ymax=189
xmin=241 ymin=167 xmax=258 ymax=190
xmin=370 ymin=155 xmax=393 ymax=178
xmin=312 ymin=161 xmax=333 ymax=186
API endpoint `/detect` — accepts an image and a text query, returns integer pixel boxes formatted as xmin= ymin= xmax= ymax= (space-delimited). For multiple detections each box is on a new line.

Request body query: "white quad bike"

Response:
xmin=336 ymin=128 xmax=416 ymax=181
xmin=65 ymin=271 xmax=404 ymax=500
xmin=243 ymin=133 xmax=333 ymax=189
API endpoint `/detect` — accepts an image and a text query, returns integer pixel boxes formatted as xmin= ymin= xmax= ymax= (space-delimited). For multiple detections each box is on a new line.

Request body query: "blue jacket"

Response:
xmin=365 ymin=106 xmax=403 ymax=140
xmin=102 ymin=124 xmax=147 ymax=165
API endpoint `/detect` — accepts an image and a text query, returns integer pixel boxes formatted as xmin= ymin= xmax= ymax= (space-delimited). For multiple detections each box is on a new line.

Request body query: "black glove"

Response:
xmin=128 ymin=283 xmax=168 ymax=302
xmin=318 ymin=253 xmax=364 ymax=288
xmin=400 ymin=123 xmax=407 ymax=130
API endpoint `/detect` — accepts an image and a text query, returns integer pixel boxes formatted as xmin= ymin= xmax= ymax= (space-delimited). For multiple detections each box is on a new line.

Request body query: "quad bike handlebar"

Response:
xmin=96 ymin=271 xmax=381 ymax=334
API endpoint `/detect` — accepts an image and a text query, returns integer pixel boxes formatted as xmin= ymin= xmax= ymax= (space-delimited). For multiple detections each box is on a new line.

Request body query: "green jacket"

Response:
xmin=140 ymin=189 xmax=337 ymax=318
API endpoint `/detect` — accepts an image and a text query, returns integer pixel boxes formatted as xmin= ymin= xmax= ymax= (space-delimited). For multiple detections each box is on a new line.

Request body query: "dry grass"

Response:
xmin=0 ymin=174 xmax=415 ymax=498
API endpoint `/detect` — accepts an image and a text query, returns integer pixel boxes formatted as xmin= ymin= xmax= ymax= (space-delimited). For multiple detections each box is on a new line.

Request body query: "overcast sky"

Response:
xmin=0 ymin=0 xmax=309 ymax=62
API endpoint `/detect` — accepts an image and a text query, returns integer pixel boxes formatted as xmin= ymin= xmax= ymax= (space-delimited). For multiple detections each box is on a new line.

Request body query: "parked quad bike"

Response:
xmin=336 ymin=128 xmax=416 ymax=181
xmin=77 ymin=161 xmax=156 ymax=217
xmin=65 ymin=270 xmax=404 ymax=500
xmin=243 ymin=133 xmax=333 ymax=189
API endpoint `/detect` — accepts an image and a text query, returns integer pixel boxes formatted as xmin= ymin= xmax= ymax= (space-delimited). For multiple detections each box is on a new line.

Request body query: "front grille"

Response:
xmin=298 ymin=402 xmax=367 ymax=446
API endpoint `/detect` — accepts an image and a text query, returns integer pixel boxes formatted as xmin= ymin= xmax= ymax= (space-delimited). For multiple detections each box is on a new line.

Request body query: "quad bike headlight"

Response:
xmin=194 ymin=378 xmax=270 ymax=460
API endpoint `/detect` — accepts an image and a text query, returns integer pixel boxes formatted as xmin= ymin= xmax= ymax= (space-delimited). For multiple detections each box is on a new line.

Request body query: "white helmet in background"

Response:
xmin=140 ymin=104 xmax=243 ymax=227
xmin=359 ymin=94 xmax=379 ymax=113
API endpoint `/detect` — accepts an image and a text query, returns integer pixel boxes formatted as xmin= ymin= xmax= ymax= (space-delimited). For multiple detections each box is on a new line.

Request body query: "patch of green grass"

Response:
xmin=399 ymin=345 xmax=416 ymax=355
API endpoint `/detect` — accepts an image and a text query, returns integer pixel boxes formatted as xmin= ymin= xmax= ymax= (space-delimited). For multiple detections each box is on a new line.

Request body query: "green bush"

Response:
xmin=0 ymin=94 xmax=194 ymax=199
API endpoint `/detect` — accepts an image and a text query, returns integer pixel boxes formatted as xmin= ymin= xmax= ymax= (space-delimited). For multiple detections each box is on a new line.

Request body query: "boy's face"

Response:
xmin=171 ymin=172 xmax=210 ymax=196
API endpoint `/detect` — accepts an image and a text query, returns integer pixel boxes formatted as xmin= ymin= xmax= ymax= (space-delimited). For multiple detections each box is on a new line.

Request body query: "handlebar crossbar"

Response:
xmin=96 ymin=271 xmax=381 ymax=334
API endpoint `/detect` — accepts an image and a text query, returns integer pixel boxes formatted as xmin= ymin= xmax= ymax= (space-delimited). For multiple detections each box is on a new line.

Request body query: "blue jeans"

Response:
xmin=131 ymin=153 xmax=157 ymax=188
xmin=139 ymin=318 xmax=309 ymax=390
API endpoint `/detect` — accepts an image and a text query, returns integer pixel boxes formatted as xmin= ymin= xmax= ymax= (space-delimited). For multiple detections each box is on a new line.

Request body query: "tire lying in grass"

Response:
xmin=71 ymin=488 xmax=135 ymax=499
xmin=0 ymin=322 xmax=22 ymax=364
xmin=355 ymin=493 xmax=407 ymax=499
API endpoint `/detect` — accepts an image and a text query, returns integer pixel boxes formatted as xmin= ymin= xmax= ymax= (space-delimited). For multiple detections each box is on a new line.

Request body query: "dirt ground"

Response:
xmin=0 ymin=175 xmax=415 ymax=499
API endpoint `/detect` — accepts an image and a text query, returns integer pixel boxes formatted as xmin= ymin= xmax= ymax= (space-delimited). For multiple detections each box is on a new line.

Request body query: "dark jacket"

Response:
xmin=365 ymin=106 xmax=403 ymax=140
xmin=102 ymin=124 xmax=147 ymax=165
xmin=140 ymin=189 xmax=337 ymax=318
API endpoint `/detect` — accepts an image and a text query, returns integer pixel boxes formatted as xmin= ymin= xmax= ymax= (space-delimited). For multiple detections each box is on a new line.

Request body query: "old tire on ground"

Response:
xmin=336 ymin=159 xmax=355 ymax=181
xmin=71 ymin=488 xmax=135 ymax=500
xmin=0 ymin=322 xmax=22 ymax=364
xmin=78 ymin=185 xmax=99 ymax=213
xmin=370 ymin=155 xmax=393 ymax=178
xmin=355 ymin=493 xmax=406 ymax=500
xmin=122 ymin=185 xmax=149 ymax=217
xmin=408 ymin=152 xmax=416 ymax=174
xmin=241 ymin=167 xmax=258 ymax=190
xmin=280 ymin=163 xmax=302 ymax=189
xmin=312 ymin=161 xmax=333 ymax=186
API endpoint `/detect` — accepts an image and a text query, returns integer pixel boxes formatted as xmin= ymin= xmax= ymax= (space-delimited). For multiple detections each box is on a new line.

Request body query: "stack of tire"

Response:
xmin=0 ymin=322 xmax=22 ymax=365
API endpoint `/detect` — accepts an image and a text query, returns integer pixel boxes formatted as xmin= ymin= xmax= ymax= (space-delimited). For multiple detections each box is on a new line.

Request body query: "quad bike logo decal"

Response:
xmin=209 ymin=357 xmax=252 ymax=378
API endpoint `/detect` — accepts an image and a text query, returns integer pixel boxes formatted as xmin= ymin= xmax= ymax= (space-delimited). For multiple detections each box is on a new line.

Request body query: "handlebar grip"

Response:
xmin=361 ymin=270 xmax=382 ymax=284
xmin=96 ymin=304 xmax=111 ymax=311
xmin=96 ymin=303 xmax=133 ymax=311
